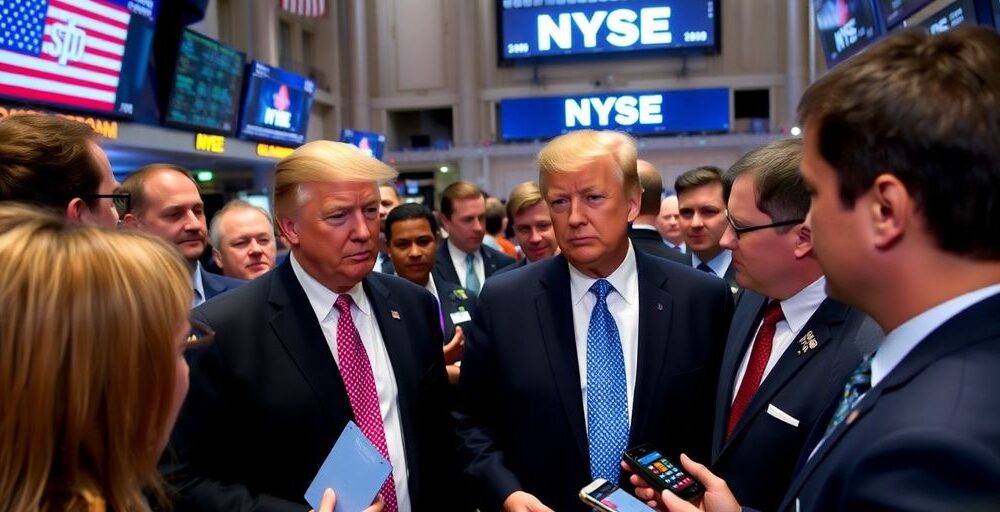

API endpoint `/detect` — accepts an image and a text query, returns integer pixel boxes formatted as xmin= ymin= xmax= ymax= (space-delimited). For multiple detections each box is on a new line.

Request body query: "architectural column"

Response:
xmin=455 ymin=0 xmax=478 ymax=146
xmin=349 ymin=0 xmax=371 ymax=128
xmin=251 ymin=1 xmax=279 ymax=65
xmin=786 ymin=0 xmax=808 ymax=130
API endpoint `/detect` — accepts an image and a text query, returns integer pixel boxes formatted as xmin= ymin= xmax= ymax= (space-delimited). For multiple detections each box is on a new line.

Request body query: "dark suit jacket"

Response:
xmin=777 ymin=292 xmax=1000 ymax=512
xmin=200 ymin=266 xmax=244 ymax=302
xmin=628 ymin=226 xmax=689 ymax=266
xmin=711 ymin=290 xmax=880 ymax=511
xmin=434 ymin=239 xmax=515 ymax=287
xmin=493 ymin=258 xmax=527 ymax=277
xmin=433 ymin=270 xmax=477 ymax=342
xmin=674 ymin=249 xmax=740 ymax=294
xmin=456 ymin=252 xmax=734 ymax=511
xmin=168 ymin=260 xmax=462 ymax=511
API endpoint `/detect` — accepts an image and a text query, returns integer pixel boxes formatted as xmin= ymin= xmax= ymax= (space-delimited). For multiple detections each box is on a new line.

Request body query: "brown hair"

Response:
xmin=674 ymin=166 xmax=724 ymax=197
xmin=0 ymin=203 xmax=191 ymax=512
xmin=636 ymin=160 xmax=663 ymax=216
xmin=440 ymin=181 xmax=483 ymax=220
xmin=798 ymin=26 xmax=1000 ymax=259
xmin=0 ymin=115 xmax=103 ymax=212
xmin=723 ymin=138 xmax=807 ymax=226
xmin=506 ymin=181 xmax=545 ymax=219
xmin=537 ymin=130 xmax=638 ymax=196
xmin=116 ymin=164 xmax=197 ymax=216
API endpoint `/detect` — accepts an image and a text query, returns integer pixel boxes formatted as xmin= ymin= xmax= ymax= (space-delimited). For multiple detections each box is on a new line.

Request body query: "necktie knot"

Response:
xmin=464 ymin=252 xmax=481 ymax=293
xmin=696 ymin=262 xmax=715 ymax=275
xmin=334 ymin=294 xmax=353 ymax=315
xmin=761 ymin=300 xmax=784 ymax=327
xmin=464 ymin=252 xmax=475 ymax=266
xmin=590 ymin=279 xmax=614 ymax=302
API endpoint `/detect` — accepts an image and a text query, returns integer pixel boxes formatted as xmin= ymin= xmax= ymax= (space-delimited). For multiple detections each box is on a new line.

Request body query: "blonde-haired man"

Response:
xmin=456 ymin=130 xmax=733 ymax=511
xmin=171 ymin=141 xmax=465 ymax=511
xmin=495 ymin=181 xmax=559 ymax=274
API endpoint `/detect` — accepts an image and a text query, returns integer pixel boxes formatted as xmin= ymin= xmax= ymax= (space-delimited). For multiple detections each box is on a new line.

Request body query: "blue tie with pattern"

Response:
xmin=464 ymin=253 xmax=481 ymax=294
xmin=586 ymin=279 xmax=630 ymax=483
xmin=823 ymin=354 xmax=873 ymax=438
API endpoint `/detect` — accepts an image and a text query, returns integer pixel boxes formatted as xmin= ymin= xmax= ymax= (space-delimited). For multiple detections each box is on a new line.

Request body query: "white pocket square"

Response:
xmin=766 ymin=404 xmax=800 ymax=427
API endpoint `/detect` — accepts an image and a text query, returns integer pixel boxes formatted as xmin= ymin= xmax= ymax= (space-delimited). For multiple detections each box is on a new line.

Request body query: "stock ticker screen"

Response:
xmin=164 ymin=29 xmax=245 ymax=134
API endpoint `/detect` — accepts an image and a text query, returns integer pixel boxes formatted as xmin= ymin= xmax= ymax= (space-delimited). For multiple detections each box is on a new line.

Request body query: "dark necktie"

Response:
xmin=727 ymin=300 xmax=784 ymax=439
xmin=823 ymin=354 xmax=874 ymax=438
xmin=696 ymin=262 xmax=715 ymax=275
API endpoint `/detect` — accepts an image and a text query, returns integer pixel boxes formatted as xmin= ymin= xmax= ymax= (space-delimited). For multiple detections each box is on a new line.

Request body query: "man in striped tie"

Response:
xmin=168 ymin=141 xmax=467 ymax=511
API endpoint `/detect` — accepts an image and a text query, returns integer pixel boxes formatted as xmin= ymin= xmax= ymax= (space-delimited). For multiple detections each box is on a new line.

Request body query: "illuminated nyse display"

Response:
xmin=237 ymin=61 xmax=316 ymax=146
xmin=500 ymin=88 xmax=729 ymax=141
xmin=165 ymin=30 xmax=245 ymax=134
xmin=498 ymin=0 xmax=718 ymax=62
xmin=812 ymin=0 xmax=879 ymax=65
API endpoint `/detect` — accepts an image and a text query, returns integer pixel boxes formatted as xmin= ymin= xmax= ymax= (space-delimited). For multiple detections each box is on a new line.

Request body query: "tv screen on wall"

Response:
xmin=237 ymin=60 xmax=315 ymax=145
xmin=164 ymin=29 xmax=245 ymax=134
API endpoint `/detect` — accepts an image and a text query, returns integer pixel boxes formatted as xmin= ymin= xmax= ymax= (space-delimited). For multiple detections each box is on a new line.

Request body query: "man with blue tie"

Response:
xmin=434 ymin=181 xmax=515 ymax=293
xmin=629 ymin=26 xmax=1000 ymax=512
xmin=456 ymin=129 xmax=733 ymax=511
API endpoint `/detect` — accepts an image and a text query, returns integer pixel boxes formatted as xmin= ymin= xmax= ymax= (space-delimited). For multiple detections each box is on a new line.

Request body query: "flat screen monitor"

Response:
xmin=497 ymin=0 xmax=720 ymax=64
xmin=877 ymin=0 xmax=935 ymax=27
xmin=164 ymin=29 xmax=245 ymax=134
xmin=0 ymin=0 xmax=159 ymax=117
xmin=813 ymin=0 xmax=881 ymax=66
xmin=904 ymin=0 xmax=978 ymax=32
xmin=339 ymin=129 xmax=386 ymax=160
xmin=237 ymin=60 xmax=315 ymax=145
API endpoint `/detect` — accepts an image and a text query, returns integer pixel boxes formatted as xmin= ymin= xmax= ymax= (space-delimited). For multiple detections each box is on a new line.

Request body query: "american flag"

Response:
xmin=280 ymin=0 xmax=325 ymax=18
xmin=0 ymin=0 xmax=130 ymax=112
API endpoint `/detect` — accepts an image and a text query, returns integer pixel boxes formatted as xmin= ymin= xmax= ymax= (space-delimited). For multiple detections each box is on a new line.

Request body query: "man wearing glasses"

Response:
xmin=700 ymin=138 xmax=880 ymax=511
xmin=0 ymin=114 xmax=123 ymax=228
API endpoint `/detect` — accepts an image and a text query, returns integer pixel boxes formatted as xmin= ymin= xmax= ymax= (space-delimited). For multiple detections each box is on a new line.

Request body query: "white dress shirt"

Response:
xmin=691 ymin=250 xmax=732 ymax=279
xmin=569 ymin=243 xmax=640 ymax=427
xmin=290 ymin=253 xmax=412 ymax=512
xmin=447 ymin=238 xmax=485 ymax=289
xmin=731 ymin=277 xmax=827 ymax=401
xmin=192 ymin=261 xmax=206 ymax=308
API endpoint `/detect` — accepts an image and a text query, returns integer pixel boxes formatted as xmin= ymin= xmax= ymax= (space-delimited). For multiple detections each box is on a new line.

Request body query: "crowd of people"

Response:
xmin=0 ymin=25 xmax=998 ymax=512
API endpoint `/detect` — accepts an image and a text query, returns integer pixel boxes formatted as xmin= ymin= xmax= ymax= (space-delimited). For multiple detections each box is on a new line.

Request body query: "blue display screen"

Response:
xmin=499 ymin=88 xmax=729 ymax=140
xmin=497 ymin=0 xmax=719 ymax=62
xmin=238 ymin=60 xmax=315 ymax=145
xmin=812 ymin=0 xmax=881 ymax=66
xmin=340 ymin=128 xmax=386 ymax=160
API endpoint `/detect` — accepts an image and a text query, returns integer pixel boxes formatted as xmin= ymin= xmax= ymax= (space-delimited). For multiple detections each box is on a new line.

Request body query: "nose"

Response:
xmin=184 ymin=210 xmax=203 ymax=231
xmin=719 ymin=223 xmax=738 ymax=250
xmin=691 ymin=213 xmax=705 ymax=228
xmin=529 ymin=227 xmax=543 ymax=243
xmin=567 ymin=198 xmax=586 ymax=227
xmin=247 ymin=239 xmax=263 ymax=255
xmin=407 ymin=244 xmax=422 ymax=259
xmin=350 ymin=211 xmax=372 ymax=242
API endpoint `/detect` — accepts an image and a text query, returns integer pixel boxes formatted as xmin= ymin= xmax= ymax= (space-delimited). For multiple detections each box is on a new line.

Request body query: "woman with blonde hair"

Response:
xmin=0 ymin=203 xmax=192 ymax=512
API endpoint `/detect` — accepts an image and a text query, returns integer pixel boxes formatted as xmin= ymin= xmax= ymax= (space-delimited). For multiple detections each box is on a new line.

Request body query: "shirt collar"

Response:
xmin=691 ymin=250 xmax=732 ymax=277
xmin=568 ymin=242 xmax=638 ymax=306
xmin=871 ymin=283 xmax=1000 ymax=386
xmin=192 ymin=261 xmax=205 ymax=302
xmin=425 ymin=275 xmax=440 ymax=301
xmin=290 ymin=251 xmax=370 ymax=323
xmin=631 ymin=223 xmax=657 ymax=231
xmin=777 ymin=276 xmax=827 ymax=335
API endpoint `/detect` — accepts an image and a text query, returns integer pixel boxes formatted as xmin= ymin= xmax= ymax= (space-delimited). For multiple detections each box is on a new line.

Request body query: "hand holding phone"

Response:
xmin=622 ymin=444 xmax=705 ymax=502
xmin=579 ymin=478 xmax=656 ymax=512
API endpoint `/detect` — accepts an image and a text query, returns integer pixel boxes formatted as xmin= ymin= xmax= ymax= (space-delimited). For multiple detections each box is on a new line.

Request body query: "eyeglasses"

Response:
xmin=82 ymin=193 xmax=131 ymax=217
xmin=725 ymin=209 xmax=804 ymax=240
xmin=186 ymin=319 xmax=216 ymax=347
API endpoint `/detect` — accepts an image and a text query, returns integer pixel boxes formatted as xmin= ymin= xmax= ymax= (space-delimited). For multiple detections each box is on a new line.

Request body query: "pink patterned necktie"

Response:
xmin=334 ymin=294 xmax=399 ymax=512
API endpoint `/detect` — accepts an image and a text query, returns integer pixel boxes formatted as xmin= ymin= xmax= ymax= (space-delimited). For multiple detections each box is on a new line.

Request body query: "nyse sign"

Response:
xmin=500 ymin=88 xmax=729 ymax=141
xmin=538 ymin=7 xmax=672 ymax=51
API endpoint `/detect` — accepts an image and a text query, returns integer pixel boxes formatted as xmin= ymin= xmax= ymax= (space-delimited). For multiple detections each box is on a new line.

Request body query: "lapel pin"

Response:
xmin=391 ymin=310 xmax=401 ymax=320
xmin=657 ymin=303 xmax=664 ymax=311
xmin=797 ymin=330 xmax=818 ymax=355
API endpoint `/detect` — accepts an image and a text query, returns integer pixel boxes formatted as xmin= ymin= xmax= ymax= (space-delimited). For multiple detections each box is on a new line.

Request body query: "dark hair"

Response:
xmin=798 ymin=26 xmax=1000 ymax=259
xmin=485 ymin=199 xmax=505 ymax=234
xmin=674 ymin=166 xmax=724 ymax=197
xmin=0 ymin=115 xmax=103 ymax=212
xmin=116 ymin=164 xmax=196 ymax=216
xmin=636 ymin=160 xmax=664 ymax=216
xmin=384 ymin=203 xmax=438 ymax=241
xmin=723 ymin=138 xmax=807 ymax=226
xmin=440 ymin=181 xmax=483 ymax=219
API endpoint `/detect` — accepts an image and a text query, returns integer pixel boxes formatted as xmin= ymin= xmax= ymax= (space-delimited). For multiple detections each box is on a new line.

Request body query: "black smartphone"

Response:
xmin=579 ymin=478 xmax=656 ymax=512
xmin=622 ymin=444 xmax=704 ymax=502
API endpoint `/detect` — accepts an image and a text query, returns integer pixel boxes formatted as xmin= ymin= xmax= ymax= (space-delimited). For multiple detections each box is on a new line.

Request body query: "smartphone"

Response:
xmin=622 ymin=444 xmax=704 ymax=502
xmin=579 ymin=478 xmax=655 ymax=512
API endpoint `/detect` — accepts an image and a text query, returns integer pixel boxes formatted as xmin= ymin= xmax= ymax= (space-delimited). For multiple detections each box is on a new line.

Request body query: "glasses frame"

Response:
xmin=725 ymin=209 xmax=804 ymax=240
xmin=83 ymin=193 xmax=131 ymax=217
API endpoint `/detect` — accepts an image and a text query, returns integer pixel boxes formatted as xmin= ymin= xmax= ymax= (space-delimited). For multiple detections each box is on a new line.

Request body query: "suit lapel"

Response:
xmin=536 ymin=256 xmax=588 ymax=462
xmin=268 ymin=262 xmax=353 ymax=423
xmin=435 ymin=241 xmax=460 ymax=285
xmin=481 ymin=247 xmax=500 ymax=277
xmin=631 ymin=252 xmax=676 ymax=444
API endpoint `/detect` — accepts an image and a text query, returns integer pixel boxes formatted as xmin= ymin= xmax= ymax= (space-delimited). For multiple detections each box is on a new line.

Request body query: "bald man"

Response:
xmin=628 ymin=160 xmax=687 ymax=265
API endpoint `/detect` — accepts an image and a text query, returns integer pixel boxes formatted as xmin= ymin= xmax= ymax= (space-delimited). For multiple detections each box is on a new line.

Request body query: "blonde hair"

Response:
xmin=506 ymin=181 xmax=545 ymax=219
xmin=0 ymin=203 xmax=192 ymax=512
xmin=537 ymin=130 xmax=638 ymax=195
xmin=272 ymin=141 xmax=398 ymax=221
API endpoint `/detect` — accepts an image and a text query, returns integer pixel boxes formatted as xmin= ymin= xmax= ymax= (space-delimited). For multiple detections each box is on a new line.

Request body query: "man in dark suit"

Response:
xmin=434 ymin=181 xmax=514 ymax=292
xmin=631 ymin=26 xmax=1000 ymax=512
xmin=119 ymin=164 xmax=244 ymax=306
xmin=707 ymin=138 xmax=880 ymax=511
xmin=167 ymin=141 xmax=461 ymax=511
xmin=457 ymin=130 xmax=733 ymax=512
xmin=385 ymin=202 xmax=477 ymax=385
xmin=675 ymin=166 xmax=739 ymax=293
xmin=495 ymin=181 xmax=560 ymax=276
xmin=628 ymin=160 xmax=689 ymax=266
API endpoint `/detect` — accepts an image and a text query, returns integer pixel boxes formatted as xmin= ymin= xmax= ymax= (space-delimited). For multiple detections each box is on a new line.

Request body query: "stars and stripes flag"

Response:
xmin=280 ymin=0 xmax=325 ymax=18
xmin=0 ymin=0 xmax=130 ymax=113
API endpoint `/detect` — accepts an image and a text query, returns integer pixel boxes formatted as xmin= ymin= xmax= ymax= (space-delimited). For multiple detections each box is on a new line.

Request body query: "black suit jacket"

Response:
xmin=456 ymin=252 xmax=733 ymax=511
xmin=200 ymin=266 xmax=245 ymax=302
xmin=433 ymin=270 xmax=477 ymax=341
xmin=775 ymin=292 xmax=1000 ymax=512
xmin=711 ymin=290 xmax=880 ymax=511
xmin=168 ymin=260 xmax=462 ymax=511
xmin=434 ymin=239 xmax=515 ymax=287
xmin=628 ymin=226 xmax=689 ymax=266
xmin=674 ymin=249 xmax=740 ymax=295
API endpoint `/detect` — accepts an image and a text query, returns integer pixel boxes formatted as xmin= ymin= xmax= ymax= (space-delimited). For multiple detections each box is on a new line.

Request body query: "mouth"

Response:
xmin=346 ymin=250 xmax=372 ymax=262
xmin=247 ymin=262 xmax=270 ymax=271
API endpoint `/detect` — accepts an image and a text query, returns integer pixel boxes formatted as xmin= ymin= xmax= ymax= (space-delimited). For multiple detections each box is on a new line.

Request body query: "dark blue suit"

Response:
xmin=433 ymin=239 xmax=515 ymax=287
xmin=168 ymin=261 xmax=462 ymax=511
xmin=711 ymin=290 xmax=880 ymax=511
xmin=200 ymin=266 xmax=244 ymax=301
xmin=456 ymin=252 xmax=733 ymax=511
xmin=777 ymin=292 xmax=1000 ymax=511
